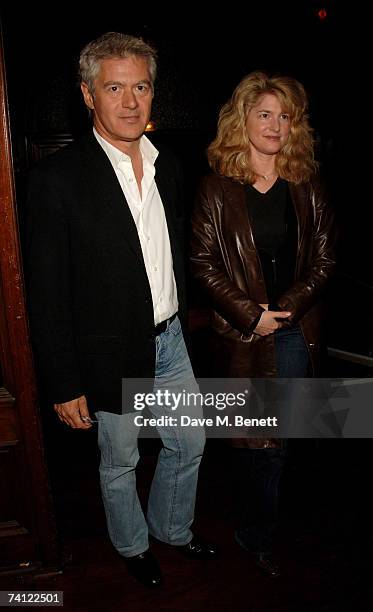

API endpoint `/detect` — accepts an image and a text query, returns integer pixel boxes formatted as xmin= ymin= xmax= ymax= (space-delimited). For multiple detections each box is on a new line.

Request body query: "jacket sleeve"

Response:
xmin=276 ymin=179 xmax=336 ymax=324
xmin=25 ymin=164 xmax=84 ymax=404
xmin=190 ymin=177 xmax=264 ymax=335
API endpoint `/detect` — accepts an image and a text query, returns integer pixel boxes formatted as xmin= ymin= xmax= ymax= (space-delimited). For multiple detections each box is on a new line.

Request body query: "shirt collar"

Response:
xmin=93 ymin=127 xmax=159 ymax=168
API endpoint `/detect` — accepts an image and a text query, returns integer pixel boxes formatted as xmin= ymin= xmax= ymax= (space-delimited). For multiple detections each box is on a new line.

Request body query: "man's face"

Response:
xmin=81 ymin=56 xmax=153 ymax=152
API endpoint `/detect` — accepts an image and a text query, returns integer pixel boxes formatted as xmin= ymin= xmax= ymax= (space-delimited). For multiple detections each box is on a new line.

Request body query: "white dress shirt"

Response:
xmin=93 ymin=128 xmax=178 ymax=325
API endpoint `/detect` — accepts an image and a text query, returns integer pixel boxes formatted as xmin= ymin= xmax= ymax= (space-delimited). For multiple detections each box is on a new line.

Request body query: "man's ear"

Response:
xmin=81 ymin=83 xmax=94 ymax=110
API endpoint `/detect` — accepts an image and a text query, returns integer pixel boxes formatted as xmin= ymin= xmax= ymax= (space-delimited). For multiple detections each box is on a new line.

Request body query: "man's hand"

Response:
xmin=253 ymin=309 xmax=291 ymax=337
xmin=54 ymin=395 xmax=93 ymax=429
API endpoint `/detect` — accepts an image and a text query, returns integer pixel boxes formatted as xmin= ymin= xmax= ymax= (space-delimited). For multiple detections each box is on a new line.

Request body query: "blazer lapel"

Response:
xmin=81 ymin=133 xmax=145 ymax=264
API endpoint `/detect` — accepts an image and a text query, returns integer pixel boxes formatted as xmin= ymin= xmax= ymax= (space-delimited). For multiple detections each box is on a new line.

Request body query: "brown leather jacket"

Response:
xmin=190 ymin=173 xmax=336 ymax=378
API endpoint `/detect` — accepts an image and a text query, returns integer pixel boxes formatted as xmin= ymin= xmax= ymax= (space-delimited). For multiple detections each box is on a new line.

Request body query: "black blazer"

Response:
xmin=25 ymin=131 xmax=188 ymax=413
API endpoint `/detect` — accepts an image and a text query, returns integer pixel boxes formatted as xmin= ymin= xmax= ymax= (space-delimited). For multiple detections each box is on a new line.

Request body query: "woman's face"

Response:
xmin=245 ymin=93 xmax=291 ymax=156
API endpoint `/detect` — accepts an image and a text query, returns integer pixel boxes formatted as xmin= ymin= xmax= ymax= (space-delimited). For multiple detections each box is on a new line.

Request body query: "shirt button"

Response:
xmin=154 ymin=266 xmax=158 ymax=271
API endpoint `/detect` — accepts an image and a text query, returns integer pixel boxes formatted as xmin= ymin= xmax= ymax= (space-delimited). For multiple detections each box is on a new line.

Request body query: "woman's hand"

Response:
xmin=253 ymin=309 xmax=291 ymax=336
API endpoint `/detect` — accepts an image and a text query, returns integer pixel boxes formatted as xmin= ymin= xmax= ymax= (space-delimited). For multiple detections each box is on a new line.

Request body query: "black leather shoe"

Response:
xmin=234 ymin=530 xmax=280 ymax=578
xmin=177 ymin=536 xmax=218 ymax=560
xmin=252 ymin=553 xmax=281 ymax=578
xmin=126 ymin=550 xmax=162 ymax=588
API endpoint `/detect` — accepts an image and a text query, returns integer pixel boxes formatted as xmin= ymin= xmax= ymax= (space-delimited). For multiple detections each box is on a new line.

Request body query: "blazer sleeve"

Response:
xmin=276 ymin=178 xmax=336 ymax=324
xmin=190 ymin=176 xmax=264 ymax=335
xmin=25 ymin=164 xmax=84 ymax=404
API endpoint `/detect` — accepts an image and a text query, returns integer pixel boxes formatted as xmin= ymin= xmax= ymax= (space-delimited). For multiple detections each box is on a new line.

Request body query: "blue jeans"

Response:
xmin=235 ymin=325 xmax=309 ymax=554
xmin=274 ymin=325 xmax=310 ymax=432
xmin=274 ymin=325 xmax=310 ymax=378
xmin=233 ymin=447 xmax=286 ymax=555
xmin=95 ymin=316 xmax=206 ymax=558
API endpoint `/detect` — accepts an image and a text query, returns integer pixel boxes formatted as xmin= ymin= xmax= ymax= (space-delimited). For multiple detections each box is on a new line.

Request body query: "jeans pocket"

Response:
xmin=169 ymin=315 xmax=182 ymax=336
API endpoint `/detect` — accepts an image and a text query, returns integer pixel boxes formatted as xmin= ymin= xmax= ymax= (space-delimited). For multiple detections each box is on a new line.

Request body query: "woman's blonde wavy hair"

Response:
xmin=208 ymin=71 xmax=317 ymax=184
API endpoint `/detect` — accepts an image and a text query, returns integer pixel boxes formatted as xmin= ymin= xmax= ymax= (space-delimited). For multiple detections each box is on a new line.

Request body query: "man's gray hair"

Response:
xmin=79 ymin=31 xmax=157 ymax=93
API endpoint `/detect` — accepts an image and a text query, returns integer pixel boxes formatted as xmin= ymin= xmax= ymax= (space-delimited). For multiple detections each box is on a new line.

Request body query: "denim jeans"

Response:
xmin=273 ymin=325 xmax=310 ymax=434
xmin=233 ymin=447 xmax=286 ymax=555
xmin=274 ymin=325 xmax=310 ymax=378
xmin=235 ymin=325 xmax=309 ymax=554
xmin=95 ymin=315 xmax=205 ymax=558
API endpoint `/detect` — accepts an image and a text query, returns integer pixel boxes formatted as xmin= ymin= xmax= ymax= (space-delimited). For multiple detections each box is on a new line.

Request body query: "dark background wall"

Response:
xmin=2 ymin=3 xmax=342 ymax=131
xmin=0 ymin=2 xmax=370 ymax=356
xmin=1 ymin=3 xmax=342 ymax=166
xmin=2 ymin=10 xmax=373 ymax=597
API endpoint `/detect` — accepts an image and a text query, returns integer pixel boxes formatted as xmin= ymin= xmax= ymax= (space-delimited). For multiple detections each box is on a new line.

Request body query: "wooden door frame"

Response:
xmin=0 ymin=25 xmax=58 ymax=570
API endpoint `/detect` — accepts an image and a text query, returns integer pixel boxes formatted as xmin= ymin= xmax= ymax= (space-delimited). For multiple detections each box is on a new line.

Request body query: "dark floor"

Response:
xmin=2 ymin=334 xmax=373 ymax=611
xmin=2 ymin=431 xmax=373 ymax=611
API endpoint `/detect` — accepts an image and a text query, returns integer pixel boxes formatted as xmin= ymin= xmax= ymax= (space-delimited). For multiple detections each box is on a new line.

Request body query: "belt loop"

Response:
xmin=154 ymin=312 xmax=177 ymax=336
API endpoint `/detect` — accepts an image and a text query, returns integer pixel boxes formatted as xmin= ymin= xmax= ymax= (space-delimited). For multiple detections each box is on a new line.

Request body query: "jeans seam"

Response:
xmin=167 ymin=434 xmax=182 ymax=542
xmin=98 ymin=421 xmax=119 ymax=547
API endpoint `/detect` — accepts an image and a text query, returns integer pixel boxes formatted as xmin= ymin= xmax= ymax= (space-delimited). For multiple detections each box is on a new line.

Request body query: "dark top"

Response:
xmin=245 ymin=178 xmax=298 ymax=308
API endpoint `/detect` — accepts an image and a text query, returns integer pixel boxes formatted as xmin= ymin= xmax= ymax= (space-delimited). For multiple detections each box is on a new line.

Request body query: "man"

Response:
xmin=26 ymin=31 xmax=216 ymax=588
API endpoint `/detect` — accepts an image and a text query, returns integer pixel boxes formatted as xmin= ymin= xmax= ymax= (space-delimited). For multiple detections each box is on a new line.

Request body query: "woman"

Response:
xmin=190 ymin=71 xmax=335 ymax=576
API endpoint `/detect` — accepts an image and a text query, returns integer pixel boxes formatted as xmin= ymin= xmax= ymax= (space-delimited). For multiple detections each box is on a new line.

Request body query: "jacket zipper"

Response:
xmin=271 ymin=256 xmax=277 ymax=288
